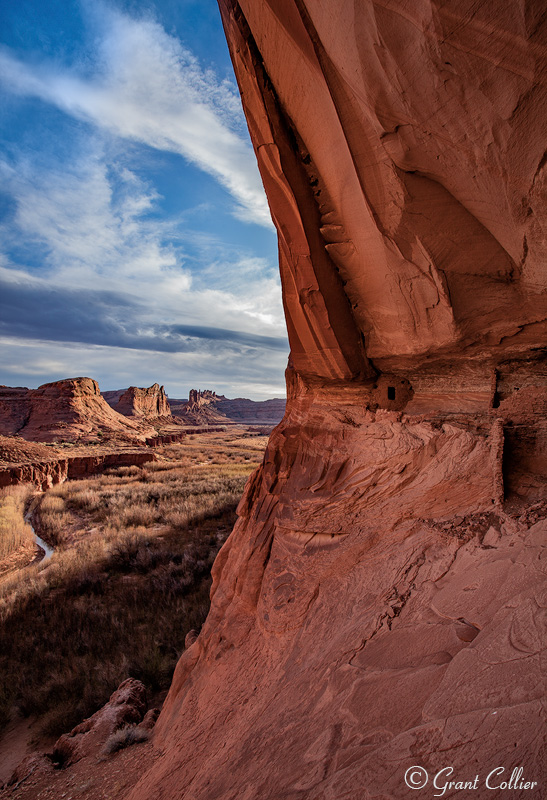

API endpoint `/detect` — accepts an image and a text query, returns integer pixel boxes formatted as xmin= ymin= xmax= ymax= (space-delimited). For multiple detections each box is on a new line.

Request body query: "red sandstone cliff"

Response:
xmin=0 ymin=379 xmax=152 ymax=443
xmin=127 ymin=3 xmax=546 ymax=799
xmin=102 ymin=384 xmax=171 ymax=418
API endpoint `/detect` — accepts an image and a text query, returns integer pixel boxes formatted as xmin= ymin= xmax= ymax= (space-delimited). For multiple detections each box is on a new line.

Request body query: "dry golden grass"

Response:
xmin=0 ymin=430 xmax=265 ymax=733
xmin=0 ymin=486 xmax=33 ymax=560
xmin=35 ymin=492 xmax=73 ymax=545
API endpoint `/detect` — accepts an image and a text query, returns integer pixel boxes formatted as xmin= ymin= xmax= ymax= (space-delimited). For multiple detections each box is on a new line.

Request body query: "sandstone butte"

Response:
xmin=1 ymin=2 xmax=522 ymax=798
xmin=102 ymin=383 xmax=171 ymax=418
xmin=124 ymin=2 xmax=547 ymax=798
xmin=0 ymin=378 xmax=156 ymax=443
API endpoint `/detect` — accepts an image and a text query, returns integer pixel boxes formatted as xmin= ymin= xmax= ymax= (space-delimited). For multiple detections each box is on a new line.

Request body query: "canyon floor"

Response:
xmin=0 ymin=428 xmax=270 ymax=794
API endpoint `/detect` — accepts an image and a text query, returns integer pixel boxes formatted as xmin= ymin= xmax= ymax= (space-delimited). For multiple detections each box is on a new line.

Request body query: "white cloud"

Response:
xmin=0 ymin=143 xmax=286 ymax=343
xmin=0 ymin=4 xmax=288 ymax=398
xmin=0 ymin=5 xmax=273 ymax=228
xmin=0 ymin=336 xmax=288 ymax=400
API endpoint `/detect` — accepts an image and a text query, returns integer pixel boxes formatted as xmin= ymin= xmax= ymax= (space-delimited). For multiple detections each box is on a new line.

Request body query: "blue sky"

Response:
xmin=0 ymin=0 xmax=288 ymax=400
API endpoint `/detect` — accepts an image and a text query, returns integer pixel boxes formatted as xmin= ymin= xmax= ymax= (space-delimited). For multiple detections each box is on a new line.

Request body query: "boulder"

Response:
xmin=51 ymin=679 xmax=147 ymax=767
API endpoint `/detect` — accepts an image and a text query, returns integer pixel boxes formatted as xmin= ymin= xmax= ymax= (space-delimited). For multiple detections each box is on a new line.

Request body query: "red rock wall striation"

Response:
xmin=0 ymin=379 xmax=153 ymax=443
xmin=127 ymin=3 xmax=547 ymax=799
xmin=0 ymin=459 xmax=69 ymax=491
xmin=145 ymin=432 xmax=187 ymax=448
xmin=66 ymin=452 xmax=156 ymax=479
xmin=103 ymin=384 xmax=171 ymax=418
xmin=0 ymin=451 xmax=156 ymax=490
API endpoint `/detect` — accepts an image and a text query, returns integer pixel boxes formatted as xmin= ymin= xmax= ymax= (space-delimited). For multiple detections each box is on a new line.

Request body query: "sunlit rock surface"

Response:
xmin=102 ymin=384 xmax=171 ymax=418
xmin=128 ymin=2 xmax=547 ymax=798
xmin=0 ymin=379 xmax=152 ymax=443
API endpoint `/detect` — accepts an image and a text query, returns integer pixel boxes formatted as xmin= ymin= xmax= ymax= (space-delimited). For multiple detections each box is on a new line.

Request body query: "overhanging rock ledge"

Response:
xmin=127 ymin=3 xmax=547 ymax=798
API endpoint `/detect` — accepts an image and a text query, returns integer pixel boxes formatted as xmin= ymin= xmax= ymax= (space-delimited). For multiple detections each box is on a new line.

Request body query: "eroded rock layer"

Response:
xmin=0 ymin=379 xmax=153 ymax=443
xmin=102 ymin=384 xmax=171 ymax=418
xmin=128 ymin=2 xmax=546 ymax=799
xmin=0 ymin=451 xmax=156 ymax=490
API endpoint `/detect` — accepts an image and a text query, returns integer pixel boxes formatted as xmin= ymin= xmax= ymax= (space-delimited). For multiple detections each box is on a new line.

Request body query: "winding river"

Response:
xmin=25 ymin=512 xmax=54 ymax=564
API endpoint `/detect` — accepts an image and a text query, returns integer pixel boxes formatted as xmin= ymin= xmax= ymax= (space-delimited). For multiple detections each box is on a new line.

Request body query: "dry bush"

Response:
xmin=38 ymin=510 xmax=73 ymax=546
xmin=34 ymin=492 xmax=75 ymax=546
xmin=104 ymin=465 xmax=142 ymax=478
xmin=102 ymin=724 xmax=149 ymax=755
xmin=116 ymin=503 xmax=159 ymax=528
xmin=64 ymin=487 xmax=103 ymax=513
xmin=146 ymin=458 xmax=191 ymax=472
xmin=40 ymin=494 xmax=65 ymax=513
xmin=0 ymin=486 xmax=33 ymax=560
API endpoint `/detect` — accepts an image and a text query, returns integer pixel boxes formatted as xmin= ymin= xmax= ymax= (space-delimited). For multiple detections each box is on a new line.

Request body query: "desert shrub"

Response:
xmin=0 ymin=486 xmax=33 ymax=560
xmin=102 ymin=724 xmax=150 ymax=755
xmin=40 ymin=494 xmax=65 ymax=514
xmin=37 ymin=509 xmax=73 ymax=546
xmin=148 ymin=456 xmax=192 ymax=470
xmin=0 ymin=434 xmax=263 ymax=734
xmin=116 ymin=503 xmax=158 ymax=528
xmin=64 ymin=488 xmax=102 ymax=513
xmin=104 ymin=465 xmax=142 ymax=478
xmin=34 ymin=491 xmax=75 ymax=546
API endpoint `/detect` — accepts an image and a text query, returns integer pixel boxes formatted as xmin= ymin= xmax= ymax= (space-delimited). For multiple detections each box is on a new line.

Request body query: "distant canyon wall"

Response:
xmin=170 ymin=390 xmax=286 ymax=425
xmin=0 ymin=452 xmax=156 ymax=491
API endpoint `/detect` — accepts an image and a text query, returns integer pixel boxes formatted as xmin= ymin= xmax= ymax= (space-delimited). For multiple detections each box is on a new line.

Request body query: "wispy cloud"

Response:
xmin=0 ymin=275 xmax=288 ymax=353
xmin=0 ymin=3 xmax=287 ymax=398
xmin=0 ymin=336 xmax=288 ymax=400
xmin=0 ymin=134 xmax=287 ymax=394
xmin=0 ymin=4 xmax=272 ymax=227
xmin=0 ymin=147 xmax=286 ymax=342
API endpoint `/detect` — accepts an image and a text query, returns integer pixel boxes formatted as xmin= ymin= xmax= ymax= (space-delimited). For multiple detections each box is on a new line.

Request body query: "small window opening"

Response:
xmin=387 ymin=386 xmax=396 ymax=400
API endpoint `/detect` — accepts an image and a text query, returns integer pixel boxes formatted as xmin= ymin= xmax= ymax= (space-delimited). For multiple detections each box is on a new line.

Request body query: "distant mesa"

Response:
xmin=169 ymin=389 xmax=286 ymax=426
xmin=0 ymin=377 xmax=154 ymax=444
xmin=0 ymin=378 xmax=286 ymax=446
xmin=102 ymin=385 xmax=286 ymax=426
